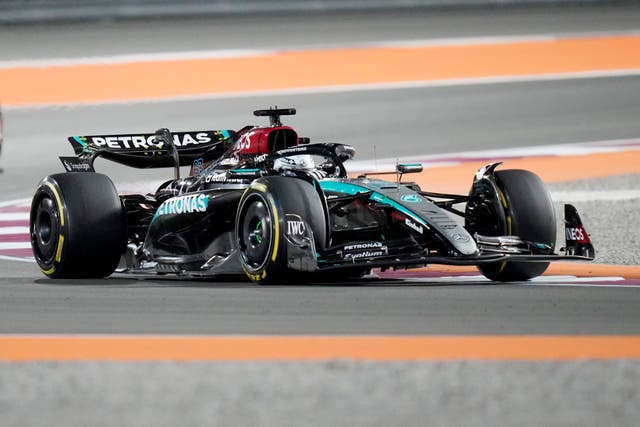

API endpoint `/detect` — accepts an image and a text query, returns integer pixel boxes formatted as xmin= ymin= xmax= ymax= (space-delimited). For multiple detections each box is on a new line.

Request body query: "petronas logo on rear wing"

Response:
xmin=68 ymin=130 xmax=233 ymax=153
xmin=63 ymin=129 xmax=235 ymax=170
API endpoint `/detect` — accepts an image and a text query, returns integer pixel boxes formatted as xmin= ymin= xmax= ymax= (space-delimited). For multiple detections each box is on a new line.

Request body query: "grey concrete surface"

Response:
xmin=1 ymin=5 xmax=640 ymax=59
xmin=549 ymin=175 xmax=640 ymax=266
xmin=554 ymin=198 xmax=640 ymax=265
xmin=2 ymin=360 xmax=640 ymax=427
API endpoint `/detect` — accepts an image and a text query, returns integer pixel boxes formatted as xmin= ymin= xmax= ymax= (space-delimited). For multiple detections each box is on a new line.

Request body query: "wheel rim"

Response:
xmin=239 ymin=196 xmax=272 ymax=269
xmin=465 ymin=182 xmax=505 ymax=237
xmin=31 ymin=196 xmax=60 ymax=263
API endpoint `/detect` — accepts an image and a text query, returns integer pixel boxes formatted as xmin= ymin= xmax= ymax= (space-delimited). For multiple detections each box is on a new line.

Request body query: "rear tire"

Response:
xmin=466 ymin=169 xmax=556 ymax=281
xmin=236 ymin=177 xmax=327 ymax=285
xmin=30 ymin=173 xmax=126 ymax=278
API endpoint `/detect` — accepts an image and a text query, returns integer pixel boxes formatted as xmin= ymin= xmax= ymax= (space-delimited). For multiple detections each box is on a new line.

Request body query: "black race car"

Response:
xmin=30 ymin=108 xmax=594 ymax=283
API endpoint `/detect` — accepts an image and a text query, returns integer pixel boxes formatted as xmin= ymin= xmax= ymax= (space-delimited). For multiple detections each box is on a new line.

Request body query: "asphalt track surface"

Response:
xmin=1 ymin=5 xmax=640 ymax=427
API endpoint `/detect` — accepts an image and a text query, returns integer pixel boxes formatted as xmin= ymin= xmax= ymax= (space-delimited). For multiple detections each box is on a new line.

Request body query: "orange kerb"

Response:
xmin=398 ymin=263 xmax=640 ymax=280
xmin=1 ymin=35 xmax=639 ymax=106
xmin=1 ymin=335 xmax=640 ymax=361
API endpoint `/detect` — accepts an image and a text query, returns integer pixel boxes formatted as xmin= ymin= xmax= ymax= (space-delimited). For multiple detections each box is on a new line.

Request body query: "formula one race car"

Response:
xmin=30 ymin=108 xmax=595 ymax=283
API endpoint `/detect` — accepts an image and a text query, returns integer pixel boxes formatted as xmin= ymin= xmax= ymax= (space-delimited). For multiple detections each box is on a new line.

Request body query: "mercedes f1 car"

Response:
xmin=30 ymin=108 xmax=594 ymax=283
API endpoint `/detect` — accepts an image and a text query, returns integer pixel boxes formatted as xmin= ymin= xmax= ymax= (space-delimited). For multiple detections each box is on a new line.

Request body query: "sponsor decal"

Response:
xmin=60 ymin=157 xmax=92 ymax=172
xmin=344 ymin=242 xmax=384 ymax=251
xmin=192 ymin=158 xmax=204 ymax=174
xmin=64 ymin=161 xmax=90 ymax=171
xmin=287 ymin=219 xmax=306 ymax=236
xmin=566 ymin=226 xmax=588 ymax=242
xmin=404 ymin=218 xmax=424 ymax=234
xmin=243 ymin=266 xmax=267 ymax=282
xmin=80 ymin=132 xmax=216 ymax=150
xmin=237 ymin=132 xmax=253 ymax=151
xmin=203 ymin=172 xmax=245 ymax=184
xmin=400 ymin=194 xmax=423 ymax=203
xmin=204 ymin=173 xmax=228 ymax=183
xmin=230 ymin=168 xmax=260 ymax=176
xmin=452 ymin=233 xmax=470 ymax=242
xmin=254 ymin=154 xmax=269 ymax=163
xmin=342 ymin=242 xmax=388 ymax=260
xmin=285 ymin=214 xmax=311 ymax=247
xmin=153 ymin=194 xmax=208 ymax=220
xmin=220 ymin=156 xmax=240 ymax=166
xmin=277 ymin=146 xmax=307 ymax=155
xmin=279 ymin=157 xmax=297 ymax=166
xmin=347 ymin=250 xmax=385 ymax=260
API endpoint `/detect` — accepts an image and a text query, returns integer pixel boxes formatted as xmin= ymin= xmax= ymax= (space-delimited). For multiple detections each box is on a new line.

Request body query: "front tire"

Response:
xmin=466 ymin=169 xmax=556 ymax=281
xmin=236 ymin=177 xmax=327 ymax=285
xmin=30 ymin=173 xmax=126 ymax=278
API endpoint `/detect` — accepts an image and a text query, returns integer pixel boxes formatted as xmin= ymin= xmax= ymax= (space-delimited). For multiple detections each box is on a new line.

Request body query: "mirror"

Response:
xmin=397 ymin=163 xmax=423 ymax=174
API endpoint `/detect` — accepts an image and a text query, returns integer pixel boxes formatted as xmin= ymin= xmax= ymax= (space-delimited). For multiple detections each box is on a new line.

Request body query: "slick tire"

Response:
xmin=30 ymin=173 xmax=126 ymax=278
xmin=236 ymin=177 xmax=327 ymax=285
xmin=469 ymin=169 xmax=556 ymax=282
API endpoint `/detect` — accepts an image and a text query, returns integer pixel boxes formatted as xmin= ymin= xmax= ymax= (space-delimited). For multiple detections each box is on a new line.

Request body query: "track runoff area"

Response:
xmin=1 ymin=31 xmax=639 ymax=361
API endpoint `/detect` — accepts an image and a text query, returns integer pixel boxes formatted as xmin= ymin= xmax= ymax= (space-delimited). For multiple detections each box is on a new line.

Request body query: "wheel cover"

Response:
xmin=31 ymin=196 xmax=60 ymax=264
xmin=239 ymin=197 xmax=272 ymax=270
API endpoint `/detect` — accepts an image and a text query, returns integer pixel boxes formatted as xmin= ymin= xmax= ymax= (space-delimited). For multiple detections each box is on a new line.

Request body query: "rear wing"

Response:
xmin=61 ymin=129 xmax=235 ymax=171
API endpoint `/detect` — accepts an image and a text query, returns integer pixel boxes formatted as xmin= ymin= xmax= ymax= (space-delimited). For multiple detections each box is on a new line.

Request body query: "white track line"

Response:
xmin=0 ymin=213 xmax=29 ymax=221
xmin=0 ymin=255 xmax=33 ymax=263
xmin=372 ymin=30 xmax=640 ymax=48
xmin=551 ymin=190 xmax=640 ymax=202
xmin=533 ymin=275 xmax=624 ymax=283
xmin=0 ymin=242 xmax=31 ymax=249
xmin=0 ymin=227 xmax=29 ymax=235
xmin=0 ymin=49 xmax=276 ymax=69
xmin=523 ymin=281 xmax=640 ymax=288
xmin=399 ymin=275 xmax=640 ymax=286
xmin=0 ymin=199 xmax=31 ymax=208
